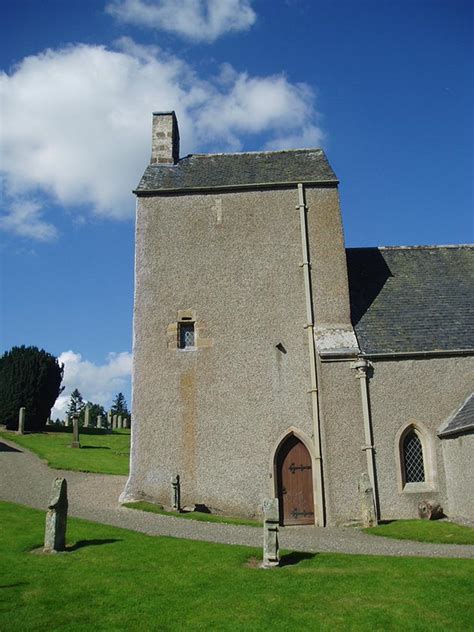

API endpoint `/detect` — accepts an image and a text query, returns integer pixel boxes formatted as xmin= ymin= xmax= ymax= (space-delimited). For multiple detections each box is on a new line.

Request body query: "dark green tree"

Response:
xmin=88 ymin=403 xmax=106 ymax=426
xmin=111 ymin=392 xmax=129 ymax=416
xmin=0 ymin=345 xmax=64 ymax=431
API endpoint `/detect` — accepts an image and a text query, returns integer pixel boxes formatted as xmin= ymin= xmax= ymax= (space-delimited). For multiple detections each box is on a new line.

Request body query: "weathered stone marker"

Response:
xmin=84 ymin=404 xmax=90 ymax=428
xmin=261 ymin=498 xmax=280 ymax=568
xmin=418 ymin=500 xmax=443 ymax=520
xmin=171 ymin=474 xmax=181 ymax=512
xmin=17 ymin=407 xmax=26 ymax=435
xmin=44 ymin=477 xmax=68 ymax=553
xmin=113 ymin=414 xmax=118 ymax=429
xmin=118 ymin=415 xmax=123 ymax=429
xmin=358 ymin=472 xmax=377 ymax=528
xmin=71 ymin=413 xmax=81 ymax=448
xmin=64 ymin=415 xmax=69 ymax=428
xmin=97 ymin=415 xmax=103 ymax=429
xmin=107 ymin=410 xmax=112 ymax=428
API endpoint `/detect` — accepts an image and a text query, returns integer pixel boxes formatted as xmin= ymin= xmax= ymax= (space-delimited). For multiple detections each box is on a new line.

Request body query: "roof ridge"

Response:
xmin=347 ymin=244 xmax=474 ymax=251
xmin=183 ymin=148 xmax=324 ymax=158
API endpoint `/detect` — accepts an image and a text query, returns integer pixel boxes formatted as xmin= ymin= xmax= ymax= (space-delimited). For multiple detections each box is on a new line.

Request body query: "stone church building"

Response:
xmin=120 ymin=111 xmax=473 ymax=526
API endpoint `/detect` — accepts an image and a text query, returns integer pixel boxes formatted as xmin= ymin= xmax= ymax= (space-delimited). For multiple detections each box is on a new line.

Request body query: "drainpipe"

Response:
xmin=296 ymin=183 xmax=325 ymax=527
xmin=352 ymin=357 xmax=378 ymax=517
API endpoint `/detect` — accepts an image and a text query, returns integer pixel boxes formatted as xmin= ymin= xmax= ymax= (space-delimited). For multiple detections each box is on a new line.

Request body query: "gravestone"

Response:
xmin=84 ymin=404 xmax=90 ymax=428
xmin=107 ymin=410 xmax=112 ymax=428
xmin=261 ymin=498 xmax=280 ymax=568
xmin=113 ymin=414 xmax=118 ymax=429
xmin=418 ymin=500 xmax=443 ymax=520
xmin=118 ymin=415 xmax=123 ymax=429
xmin=44 ymin=477 xmax=68 ymax=553
xmin=171 ymin=474 xmax=181 ymax=512
xmin=358 ymin=472 xmax=377 ymax=527
xmin=17 ymin=407 xmax=26 ymax=435
xmin=71 ymin=414 xmax=81 ymax=448
xmin=97 ymin=415 xmax=103 ymax=429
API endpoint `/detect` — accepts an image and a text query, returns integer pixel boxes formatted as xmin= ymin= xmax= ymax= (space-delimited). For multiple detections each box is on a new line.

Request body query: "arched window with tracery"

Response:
xmin=402 ymin=429 xmax=425 ymax=483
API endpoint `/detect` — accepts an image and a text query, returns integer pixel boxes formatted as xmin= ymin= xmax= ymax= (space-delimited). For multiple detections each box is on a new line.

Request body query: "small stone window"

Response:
xmin=178 ymin=321 xmax=195 ymax=349
xmin=402 ymin=430 xmax=425 ymax=483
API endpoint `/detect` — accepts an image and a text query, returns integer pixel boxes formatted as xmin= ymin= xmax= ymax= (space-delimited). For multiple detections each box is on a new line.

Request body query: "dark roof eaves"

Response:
xmin=360 ymin=349 xmax=474 ymax=360
xmin=134 ymin=179 xmax=339 ymax=196
xmin=438 ymin=423 xmax=474 ymax=438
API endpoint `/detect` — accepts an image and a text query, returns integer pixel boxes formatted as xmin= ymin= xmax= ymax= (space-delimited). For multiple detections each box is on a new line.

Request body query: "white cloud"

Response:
xmin=106 ymin=0 xmax=256 ymax=42
xmin=0 ymin=200 xmax=57 ymax=241
xmin=51 ymin=350 xmax=132 ymax=418
xmin=0 ymin=39 xmax=324 ymax=239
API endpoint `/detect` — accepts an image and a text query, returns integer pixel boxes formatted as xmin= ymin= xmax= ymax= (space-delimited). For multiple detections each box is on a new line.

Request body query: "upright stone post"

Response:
xmin=97 ymin=415 xmax=103 ymax=429
xmin=64 ymin=415 xmax=69 ymax=428
xmin=84 ymin=404 xmax=90 ymax=428
xmin=113 ymin=415 xmax=118 ymax=429
xmin=44 ymin=477 xmax=68 ymax=553
xmin=171 ymin=474 xmax=181 ymax=512
xmin=71 ymin=413 xmax=81 ymax=448
xmin=261 ymin=498 xmax=280 ymax=568
xmin=107 ymin=410 xmax=112 ymax=428
xmin=358 ymin=472 xmax=377 ymax=528
xmin=122 ymin=417 xmax=128 ymax=429
xmin=118 ymin=415 xmax=123 ymax=429
xmin=18 ymin=407 xmax=26 ymax=435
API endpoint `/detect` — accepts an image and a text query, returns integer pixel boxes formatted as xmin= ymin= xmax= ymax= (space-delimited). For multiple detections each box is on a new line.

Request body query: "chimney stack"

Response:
xmin=151 ymin=111 xmax=180 ymax=165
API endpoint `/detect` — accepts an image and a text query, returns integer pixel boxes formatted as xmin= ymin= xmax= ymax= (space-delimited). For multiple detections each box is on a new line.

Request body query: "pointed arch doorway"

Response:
xmin=276 ymin=434 xmax=315 ymax=526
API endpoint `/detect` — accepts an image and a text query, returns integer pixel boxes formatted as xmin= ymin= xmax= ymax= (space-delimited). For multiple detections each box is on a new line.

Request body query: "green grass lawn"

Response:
xmin=0 ymin=428 xmax=130 ymax=475
xmin=364 ymin=519 xmax=474 ymax=545
xmin=1 ymin=502 xmax=473 ymax=631
xmin=123 ymin=501 xmax=261 ymax=527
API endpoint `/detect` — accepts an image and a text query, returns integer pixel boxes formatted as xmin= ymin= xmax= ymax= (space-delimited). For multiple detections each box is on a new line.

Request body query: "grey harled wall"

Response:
xmin=367 ymin=356 xmax=474 ymax=519
xmin=442 ymin=434 xmax=474 ymax=519
xmin=124 ymin=183 xmax=354 ymax=519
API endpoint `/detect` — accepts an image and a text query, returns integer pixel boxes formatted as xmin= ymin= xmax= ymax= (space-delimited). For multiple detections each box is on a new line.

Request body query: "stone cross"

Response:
xmin=84 ymin=404 xmax=90 ymax=428
xmin=44 ymin=477 xmax=68 ymax=553
xmin=261 ymin=498 xmax=280 ymax=568
xmin=358 ymin=472 xmax=377 ymax=527
xmin=97 ymin=415 xmax=103 ymax=429
xmin=17 ymin=407 xmax=26 ymax=435
xmin=171 ymin=474 xmax=181 ymax=512
xmin=71 ymin=414 xmax=81 ymax=448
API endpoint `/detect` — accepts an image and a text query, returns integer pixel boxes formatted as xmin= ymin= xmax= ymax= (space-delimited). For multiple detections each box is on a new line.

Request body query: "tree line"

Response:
xmin=0 ymin=345 xmax=128 ymax=431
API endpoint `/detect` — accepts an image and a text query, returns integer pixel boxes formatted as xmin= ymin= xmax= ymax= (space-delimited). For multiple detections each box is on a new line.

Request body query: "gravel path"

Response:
xmin=1 ymin=438 xmax=473 ymax=559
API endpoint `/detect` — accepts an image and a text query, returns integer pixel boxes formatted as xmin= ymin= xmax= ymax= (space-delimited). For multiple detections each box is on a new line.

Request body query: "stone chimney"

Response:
xmin=151 ymin=111 xmax=180 ymax=165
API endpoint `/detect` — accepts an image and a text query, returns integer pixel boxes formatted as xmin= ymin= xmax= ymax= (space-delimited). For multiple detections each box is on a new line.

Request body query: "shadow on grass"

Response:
xmin=80 ymin=446 xmax=111 ymax=451
xmin=0 ymin=442 xmax=22 ymax=453
xmin=279 ymin=551 xmax=317 ymax=567
xmin=67 ymin=538 xmax=121 ymax=551
xmin=0 ymin=582 xmax=29 ymax=589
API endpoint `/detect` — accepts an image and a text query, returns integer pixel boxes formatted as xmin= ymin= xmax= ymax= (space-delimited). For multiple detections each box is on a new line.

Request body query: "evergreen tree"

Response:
xmin=66 ymin=389 xmax=85 ymax=417
xmin=0 ymin=345 xmax=64 ymax=431
xmin=111 ymin=392 xmax=129 ymax=416
xmin=88 ymin=403 xmax=106 ymax=426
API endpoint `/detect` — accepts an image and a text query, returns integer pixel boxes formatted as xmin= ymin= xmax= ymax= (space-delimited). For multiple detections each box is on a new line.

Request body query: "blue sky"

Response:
xmin=1 ymin=0 xmax=472 ymax=416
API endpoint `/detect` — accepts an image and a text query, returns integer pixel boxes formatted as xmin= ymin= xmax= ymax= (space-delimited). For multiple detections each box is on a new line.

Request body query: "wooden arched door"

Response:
xmin=276 ymin=435 xmax=315 ymax=525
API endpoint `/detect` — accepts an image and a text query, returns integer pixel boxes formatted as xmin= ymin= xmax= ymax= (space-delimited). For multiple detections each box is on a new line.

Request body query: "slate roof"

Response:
xmin=438 ymin=393 xmax=474 ymax=437
xmin=346 ymin=245 xmax=474 ymax=354
xmin=135 ymin=149 xmax=338 ymax=193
